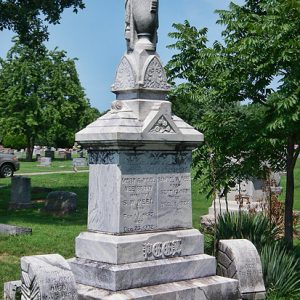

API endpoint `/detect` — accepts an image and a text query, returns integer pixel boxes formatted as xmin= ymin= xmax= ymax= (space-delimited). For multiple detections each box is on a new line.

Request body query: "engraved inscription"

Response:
xmin=121 ymin=175 xmax=157 ymax=233
xmin=120 ymin=173 xmax=192 ymax=232
xmin=158 ymin=174 xmax=191 ymax=215
xmin=143 ymin=240 xmax=182 ymax=259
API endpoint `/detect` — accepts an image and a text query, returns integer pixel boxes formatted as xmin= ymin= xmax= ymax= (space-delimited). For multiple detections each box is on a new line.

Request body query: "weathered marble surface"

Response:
xmin=75 ymin=100 xmax=203 ymax=147
xmin=3 ymin=280 xmax=21 ymax=300
xmin=75 ymin=229 xmax=204 ymax=264
xmin=69 ymin=254 xmax=216 ymax=291
xmin=218 ymin=239 xmax=266 ymax=299
xmin=88 ymin=150 xmax=193 ymax=234
xmin=20 ymin=254 xmax=78 ymax=300
xmin=77 ymin=276 xmax=240 ymax=300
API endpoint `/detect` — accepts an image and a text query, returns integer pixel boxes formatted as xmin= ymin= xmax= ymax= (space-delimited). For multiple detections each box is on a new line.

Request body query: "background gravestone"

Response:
xmin=44 ymin=149 xmax=54 ymax=159
xmin=73 ymin=158 xmax=87 ymax=167
xmin=218 ymin=239 xmax=266 ymax=299
xmin=44 ymin=191 xmax=77 ymax=215
xmin=0 ymin=224 xmax=32 ymax=236
xmin=39 ymin=157 xmax=51 ymax=167
xmin=9 ymin=176 xmax=32 ymax=210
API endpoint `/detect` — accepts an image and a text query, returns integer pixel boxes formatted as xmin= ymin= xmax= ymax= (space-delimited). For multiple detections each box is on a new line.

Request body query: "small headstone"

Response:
xmin=20 ymin=254 xmax=78 ymax=300
xmin=0 ymin=224 xmax=32 ymax=236
xmin=218 ymin=239 xmax=266 ymax=299
xmin=72 ymin=158 xmax=87 ymax=167
xmin=199 ymin=214 xmax=215 ymax=232
xmin=45 ymin=150 xmax=55 ymax=159
xmin=9 ymin=176 xmax=32 ymax=210
xmin=3 ymin=280 xmax=21 ymax=300
xmin=59 ymin=151 xmax=72 ymax=160
xmin=39 ymin=157 xmax=51 ymax=167
xmin=44 ymin=191 xmax=77 ymax=215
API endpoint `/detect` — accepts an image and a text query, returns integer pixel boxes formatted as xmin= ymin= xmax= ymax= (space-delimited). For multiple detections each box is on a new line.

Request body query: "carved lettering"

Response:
xmin=120 ymin=173 xmax=191 ymax=232
xmin=143 ymin=240 xmax=182 ymax=259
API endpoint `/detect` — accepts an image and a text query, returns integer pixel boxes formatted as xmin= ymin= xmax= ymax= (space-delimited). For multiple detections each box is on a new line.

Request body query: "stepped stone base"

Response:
xmin=75 ymin=229 xmax=204 ymax=264
xmin=69 ymin=254 xmax=216 ymax=291
xmin=77 ymin=276 xmax=240 ymax=300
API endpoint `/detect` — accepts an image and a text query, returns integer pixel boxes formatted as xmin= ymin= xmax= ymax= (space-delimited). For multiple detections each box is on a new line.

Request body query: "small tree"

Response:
xmin=0 ymin=40 xmax=99 ymax=160
xmin=166 ymin=0 xmax=299 ymax=246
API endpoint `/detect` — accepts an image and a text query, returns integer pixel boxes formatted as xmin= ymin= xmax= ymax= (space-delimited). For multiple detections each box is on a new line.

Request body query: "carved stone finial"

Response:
xmin=125 ymin=0 xmax=159 ymax=52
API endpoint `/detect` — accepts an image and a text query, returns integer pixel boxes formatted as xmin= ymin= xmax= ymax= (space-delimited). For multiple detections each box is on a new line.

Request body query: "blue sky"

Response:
xmin=0 ymin=0 xmax=244 ymax=112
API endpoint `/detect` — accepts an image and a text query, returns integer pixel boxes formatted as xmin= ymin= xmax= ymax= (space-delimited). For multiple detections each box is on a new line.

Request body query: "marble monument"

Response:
xmin=3 ymin=2 xmax=245 ymax=299
xmin=71 ymin=1 xmax=240 ymax=299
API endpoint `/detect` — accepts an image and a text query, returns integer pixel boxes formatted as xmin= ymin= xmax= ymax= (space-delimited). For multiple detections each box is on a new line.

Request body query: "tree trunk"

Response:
xmin=26 ymin=136 xmax=34 ymax=161
xmin=284 ymin=136 xmax=296 ymax=248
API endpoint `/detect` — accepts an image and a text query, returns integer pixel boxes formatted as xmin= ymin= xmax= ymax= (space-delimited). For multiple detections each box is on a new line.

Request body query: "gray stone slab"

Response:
xmin=218 ymin=239 xmax=266 ymax=299
xmin=10 ymin=176 xmax=31 ymax=209
xmin=0 ymin=224 xmax=32 ymax=236
xmin=39 ymin=157 xmax=51 ymax=167
xmin=88 ymin=151 xmax=193 ymax=234
xmin=76 ymin=276 xmax=240 ymax=300
xmin=44 ymin=191 xmax=77 ymax=215
xmin=69 ymin=254 xmax=216 ymax=292
xmin=21 ymin=254 xmax=78 ymax=300
xmin=73 ymin=158 xmax=88 ymax=167
xmin=4 ymin=280 xmax=21 ymax=300
xmin=75 ymin=229 xmax=204 ymax=264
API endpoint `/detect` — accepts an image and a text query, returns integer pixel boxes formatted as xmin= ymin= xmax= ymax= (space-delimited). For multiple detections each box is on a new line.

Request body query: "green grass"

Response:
xmin=14 ymin=159 xmax=88 ymax=174
xmin=0 ymin=160 xmax=298 ymax=298
xmin=0 ymin=172 xmax=88 ymax=297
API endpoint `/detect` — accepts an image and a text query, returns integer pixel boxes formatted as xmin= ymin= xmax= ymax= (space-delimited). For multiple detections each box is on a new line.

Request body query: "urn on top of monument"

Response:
xmin=126 ymin=0 xmax=159 ymax=52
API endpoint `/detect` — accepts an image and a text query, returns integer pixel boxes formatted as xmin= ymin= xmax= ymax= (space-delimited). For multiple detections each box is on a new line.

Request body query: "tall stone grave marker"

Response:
xmin=70 ymin=1 xmax=240 ymax=299
xmin=9 ymin=176 xmax=32 ymax=210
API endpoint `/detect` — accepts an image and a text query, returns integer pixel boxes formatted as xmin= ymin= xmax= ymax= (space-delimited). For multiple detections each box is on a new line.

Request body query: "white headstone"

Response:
xmin=39 ymin=157 xmax=51 ymax=167
xmin=20 ymin=254 xmax=78 ymax=300
xmin=72 ymin=158 xmax=87 ymax=167
xmin=218 ymin=239 xmax=266 ymax=299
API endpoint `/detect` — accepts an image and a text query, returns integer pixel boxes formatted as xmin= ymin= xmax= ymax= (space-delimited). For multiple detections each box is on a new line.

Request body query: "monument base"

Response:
xmin=69 ymin=254 xmax=216 ymax=291
xmin=77 ymin=276 xmax=240 ymax=300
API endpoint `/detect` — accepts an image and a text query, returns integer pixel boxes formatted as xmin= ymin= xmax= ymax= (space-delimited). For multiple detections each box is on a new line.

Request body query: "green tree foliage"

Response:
xmin=0 ymin=40 xmax=99 ymax=160
xmin=166 ymin=0 xmax=300 ymax=246
xmin=0 ymin=0 xmax=85 ymax=46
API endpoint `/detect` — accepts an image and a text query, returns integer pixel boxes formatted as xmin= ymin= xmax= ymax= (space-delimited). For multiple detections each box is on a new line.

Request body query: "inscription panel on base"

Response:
xmin=120 ymin=173 xmax=192 ymax=233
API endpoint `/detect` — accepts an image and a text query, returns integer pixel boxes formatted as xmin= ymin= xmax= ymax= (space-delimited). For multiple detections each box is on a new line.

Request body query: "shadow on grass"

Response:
xmin=0 ymin=180 xmax=88 ymax=227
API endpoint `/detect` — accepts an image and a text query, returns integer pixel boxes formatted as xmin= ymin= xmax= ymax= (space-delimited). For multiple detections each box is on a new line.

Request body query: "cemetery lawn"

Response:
xmin=0 ymin=173 xmax=88 ymax=297
xmin=0 ymin=161 xmax=299 ymax=296
xmin=15 ymin=159 xmax=88 ymax=174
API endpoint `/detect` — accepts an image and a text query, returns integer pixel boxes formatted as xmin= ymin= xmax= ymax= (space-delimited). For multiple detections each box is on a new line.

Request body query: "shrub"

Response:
xmin=261 ymin=243 xmax=300 ymax=299
xmin=215 ymin=211 xmax=280 ymax=252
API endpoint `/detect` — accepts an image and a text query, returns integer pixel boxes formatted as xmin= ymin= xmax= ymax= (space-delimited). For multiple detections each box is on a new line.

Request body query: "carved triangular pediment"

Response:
xmin=143 ymin=56 xmax=169 ymax=90
xmin=112 ymin=56 xmax=135 ymax=91
xmin=149 ymin=115 xmax=175 ymax=134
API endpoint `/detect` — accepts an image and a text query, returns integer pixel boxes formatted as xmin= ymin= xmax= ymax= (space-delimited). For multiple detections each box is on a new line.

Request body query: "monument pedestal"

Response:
xmin=71 ymin=98 xmax=240 ymax=299
xmin=77 ymin=276 xmax=240 ymax=300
